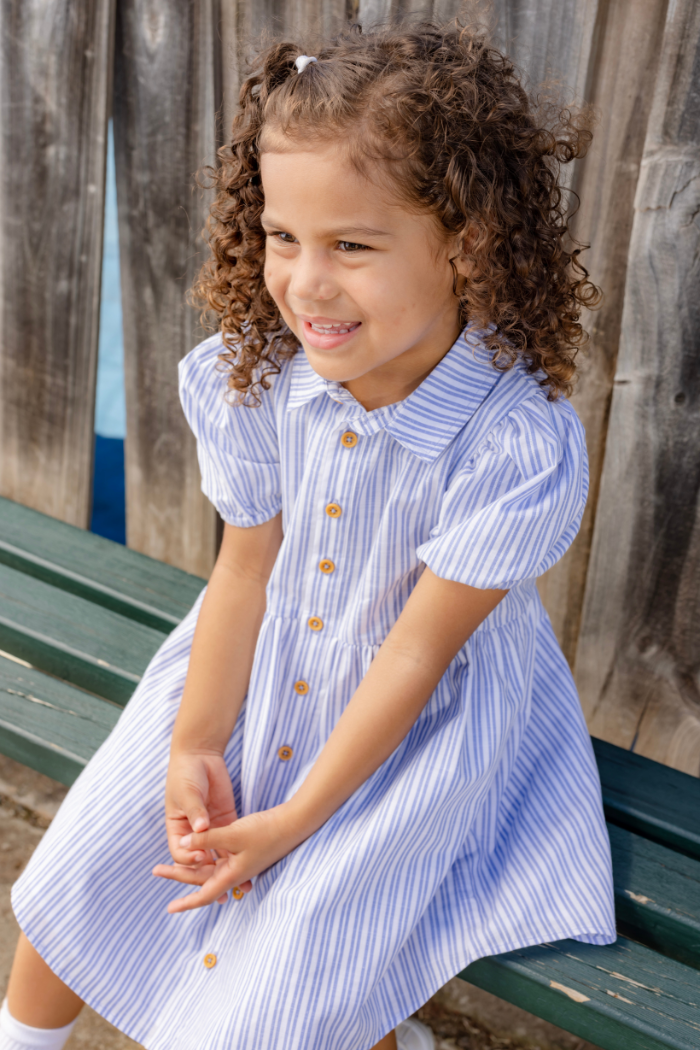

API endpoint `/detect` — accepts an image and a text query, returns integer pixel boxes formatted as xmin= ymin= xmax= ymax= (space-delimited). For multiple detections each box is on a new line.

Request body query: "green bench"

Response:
xmin=0 ymin=494 xmax=698 ymax=1050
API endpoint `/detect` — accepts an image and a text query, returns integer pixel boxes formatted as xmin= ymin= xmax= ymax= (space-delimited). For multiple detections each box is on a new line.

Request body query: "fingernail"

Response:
xmin=180 ymin=835 xmax=192 ymax=848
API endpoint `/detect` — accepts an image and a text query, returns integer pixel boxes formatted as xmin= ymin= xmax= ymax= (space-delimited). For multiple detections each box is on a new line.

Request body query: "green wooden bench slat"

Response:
xmin=611 ymin=825 xmax=700 ymax=971
xmin=461 ymin=936 xmax=700 ymax=1050
xmin=0 ymin=563 xmax=166 ymax=704
xmin=0 ymin=654 xmax=120 ymax=785
xmin=593 ymin=738 xmax=700 ymax=861
xmin=0 ymin=495 xmax=205 ymax=632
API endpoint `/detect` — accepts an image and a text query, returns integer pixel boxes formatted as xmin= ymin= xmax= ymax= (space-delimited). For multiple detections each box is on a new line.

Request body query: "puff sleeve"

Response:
xmin=178 ymin=337 xmax=282 ymax=527
xmin=416 ymin=396 xmax=588 ymax=590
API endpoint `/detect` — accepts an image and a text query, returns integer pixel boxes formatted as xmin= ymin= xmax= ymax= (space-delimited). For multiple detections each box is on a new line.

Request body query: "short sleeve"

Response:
xmin=178 ymin=336 xmax=282 ymax=527
xmin=416 ymin=396 xmax=588 ymax=590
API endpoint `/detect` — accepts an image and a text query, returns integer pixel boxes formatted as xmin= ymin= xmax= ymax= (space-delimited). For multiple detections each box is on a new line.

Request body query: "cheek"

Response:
xmin=360 ymin=257 xmax=452 ymax=327
xmin=264 ymin=257 xmax=286 ymax=304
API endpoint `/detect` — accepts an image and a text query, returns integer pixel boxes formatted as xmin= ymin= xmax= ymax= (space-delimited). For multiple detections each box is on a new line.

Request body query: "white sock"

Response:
xmin=0 ymin=1001 xmax=77 ymax=1050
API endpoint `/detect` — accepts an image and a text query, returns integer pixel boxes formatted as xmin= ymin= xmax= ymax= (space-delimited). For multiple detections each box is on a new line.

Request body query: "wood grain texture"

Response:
xmin=490 ymin=0 xmax=598 ymax=103
xmin=0 ymin=654 xmax=120 ymax=786
xmin=593 ymin=737 xmax=700 ymax=860
xmin=610 ymin=824 xmax=700 ymax=971
xmin=356 ymin=1 xmax=464 ymax=28
xmin=221 ymin=0 xmax=348 ymax=137
xmin=575 ymin=0 xmax=700 ymax=775
xmin=114 ymin=0 xmax=221 ymax=576
xmin=0 ymin=0 xmax=114 ymax=528
xmin=537 ymin=0 xmax=670 ymax=661
xmin=0 ymin=561 xmax=166 ymax=704
xmin=463 ymin=937 xmax=700 ymax=1050
xmin=0 ymin=495 xmax=204 ymax=631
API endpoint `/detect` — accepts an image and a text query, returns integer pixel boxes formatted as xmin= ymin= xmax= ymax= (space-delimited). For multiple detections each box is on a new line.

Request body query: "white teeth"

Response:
xmin=309 ymin=322 xmax=358 ymax=335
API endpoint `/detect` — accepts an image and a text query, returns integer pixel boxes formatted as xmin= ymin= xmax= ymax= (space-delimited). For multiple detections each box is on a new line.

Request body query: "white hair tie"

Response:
xmin=295 ymin=55 xmax=317 ymax=74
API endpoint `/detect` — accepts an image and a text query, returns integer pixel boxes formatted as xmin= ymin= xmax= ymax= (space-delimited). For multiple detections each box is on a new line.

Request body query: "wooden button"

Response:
xmin=325 ymin=503 xmax=342 ymax=518
xmin=294 ymin=680 xmax=309 ymax=695
xmin=319 ymin=558 xmax=335 ymax=574
xmin=278 ymin=745 xmax=293 ymax=761
xmin=203 ymin=953 xmax=217 ymax=969
xmin=232 ymin=886 xmax=244 ymax=900
xmin=341 ymin=431 xmax=358 ymax=448
xmin=308 ymin=616 xmax=323 ymax=631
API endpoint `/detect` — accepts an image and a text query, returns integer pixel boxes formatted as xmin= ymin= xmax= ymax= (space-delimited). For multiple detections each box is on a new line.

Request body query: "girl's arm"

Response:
xmin=164 ymin=516 xmax=283 ymax=868
xmin=156 ymin=567 xmax=506 ymax=909
xmin=281 ymin=570 xmax=506 ymax=830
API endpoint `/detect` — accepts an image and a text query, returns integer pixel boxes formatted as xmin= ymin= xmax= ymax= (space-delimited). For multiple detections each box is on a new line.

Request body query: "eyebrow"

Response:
xmin=332 ymin=225 xmax=391 ymax=238
xmin=261 ymin=215 xmax=391 ymax=238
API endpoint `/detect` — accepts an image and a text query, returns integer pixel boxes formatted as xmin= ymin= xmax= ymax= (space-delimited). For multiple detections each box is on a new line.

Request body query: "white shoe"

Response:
xmin=395 ymin=1018 xmax=435 ymax=1050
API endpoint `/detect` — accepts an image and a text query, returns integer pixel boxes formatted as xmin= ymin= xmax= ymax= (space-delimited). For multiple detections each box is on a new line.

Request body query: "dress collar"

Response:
xmin=286 ymin=327 xmax=504 ymax=462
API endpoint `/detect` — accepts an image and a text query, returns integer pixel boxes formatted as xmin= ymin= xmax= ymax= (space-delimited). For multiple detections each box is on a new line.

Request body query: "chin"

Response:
xmin=300 ymin=346 xmax=359 ymax=383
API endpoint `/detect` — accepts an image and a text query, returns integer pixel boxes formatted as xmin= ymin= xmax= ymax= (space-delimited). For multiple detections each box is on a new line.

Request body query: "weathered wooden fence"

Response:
xmin=1 ymin=0 xmax=698 ymax=776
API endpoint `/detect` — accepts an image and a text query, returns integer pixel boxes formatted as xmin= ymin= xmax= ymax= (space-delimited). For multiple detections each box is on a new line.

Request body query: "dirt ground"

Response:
xmin=0 ymin=754 xmax=601 ymax=1050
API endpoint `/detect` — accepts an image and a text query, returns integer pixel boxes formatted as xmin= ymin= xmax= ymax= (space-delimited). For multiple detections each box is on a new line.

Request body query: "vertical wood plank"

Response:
xmin=114 ymin=0 xmax=221 ymax=576
xmin=431 ymin=1 xmax=466 ymax=21
xmin=357 ymin=0 xmax=392 ymax=24
xmin=0 ymin=0 xmax=114 ymax=528
xmin=575 ymin=0 xmax=700 ymax=775
xmin=283 ymin=0 xmax=349 ymax=33
xmin=537 ymin=0 xmax=670 ymax=661
xmin=489 ymin=0 xmax=598 ymax=102
xmin=222 ymin=1 xmax=349 ymax=140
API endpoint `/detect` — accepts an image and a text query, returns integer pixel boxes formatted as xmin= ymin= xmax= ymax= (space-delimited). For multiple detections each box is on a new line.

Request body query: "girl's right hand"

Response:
xmin=163 ymin=748 xmax=251 ymax=896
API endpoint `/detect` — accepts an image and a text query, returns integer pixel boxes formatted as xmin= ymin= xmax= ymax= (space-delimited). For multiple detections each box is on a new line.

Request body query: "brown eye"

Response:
xmin=338 ymin=240 xmax=368 ymax=253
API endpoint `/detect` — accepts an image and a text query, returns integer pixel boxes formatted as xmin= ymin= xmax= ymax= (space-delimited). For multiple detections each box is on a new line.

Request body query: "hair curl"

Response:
xmin=193 ymin=18 xmax=600 ymax=403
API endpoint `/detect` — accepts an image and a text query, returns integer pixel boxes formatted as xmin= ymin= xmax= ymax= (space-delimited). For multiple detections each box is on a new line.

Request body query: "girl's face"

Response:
xmin=261 ymin=140 xmax=468 ymax=410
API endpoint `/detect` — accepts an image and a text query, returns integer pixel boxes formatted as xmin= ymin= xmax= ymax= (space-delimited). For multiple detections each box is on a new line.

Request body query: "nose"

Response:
xmin=288 ymin=248 xmax=337 ymax=305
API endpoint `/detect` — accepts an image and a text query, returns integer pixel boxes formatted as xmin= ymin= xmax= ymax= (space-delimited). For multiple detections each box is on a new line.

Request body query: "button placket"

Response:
xmin=316 ymin=424 xmax=354 ymax=634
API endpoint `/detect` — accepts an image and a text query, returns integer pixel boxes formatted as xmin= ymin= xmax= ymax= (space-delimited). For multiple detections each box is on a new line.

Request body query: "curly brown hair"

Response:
xmin=193 ymin=18 xmax=599 ymax=402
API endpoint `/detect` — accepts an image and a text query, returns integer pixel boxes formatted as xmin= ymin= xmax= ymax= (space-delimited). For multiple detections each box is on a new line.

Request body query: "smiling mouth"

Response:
xmin=307 ymin=321 xmax=361 ymax=335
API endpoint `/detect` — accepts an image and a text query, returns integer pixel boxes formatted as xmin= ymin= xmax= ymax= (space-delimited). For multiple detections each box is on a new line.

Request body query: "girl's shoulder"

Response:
xmin=178 ymin=334 xmax=295 ymax=463
xmin=445 ymin=369 xmax=586 ymax=490
xmin=179 ymin=333 xmax=294 ymax=416
xmin=493 ymin=384 xmax=585 ymax=482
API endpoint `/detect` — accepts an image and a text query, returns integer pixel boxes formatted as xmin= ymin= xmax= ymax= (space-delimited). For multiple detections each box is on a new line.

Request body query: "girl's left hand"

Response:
xmin=152 ymin=803 xmax=304 ymax=913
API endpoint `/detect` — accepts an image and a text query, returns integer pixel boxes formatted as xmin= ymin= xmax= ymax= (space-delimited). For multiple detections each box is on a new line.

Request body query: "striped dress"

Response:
xmin=12 ymin=328 xmax=616 ymax=1050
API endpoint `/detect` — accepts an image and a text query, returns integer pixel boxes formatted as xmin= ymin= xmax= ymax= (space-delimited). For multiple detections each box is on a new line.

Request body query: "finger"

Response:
xmin=179 ymin=827 xmax=236 ymax=853
xmin=166 ymin=816 xmax=212 ymax=865
xmin=166 ymin=836 xmax=209 ymax=867
xmin=166 ymin=819 xmax=201 ymax=862
xmin=167 ymin=864 xmax=245 ymax=914
xmin=179 ymin=787 xmax=211 ymax=835
xmin=153 ymin=863 xmax=214 ymax=886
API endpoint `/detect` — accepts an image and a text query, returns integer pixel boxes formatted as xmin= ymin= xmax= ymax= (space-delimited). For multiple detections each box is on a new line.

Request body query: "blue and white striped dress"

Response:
xmin=13 ymin=328 xmax=616 ymax=1050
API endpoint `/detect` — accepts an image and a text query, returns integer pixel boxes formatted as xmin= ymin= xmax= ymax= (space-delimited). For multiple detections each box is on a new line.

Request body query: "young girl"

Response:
xmin=3 ymin=19 xmax=615 ymax=1050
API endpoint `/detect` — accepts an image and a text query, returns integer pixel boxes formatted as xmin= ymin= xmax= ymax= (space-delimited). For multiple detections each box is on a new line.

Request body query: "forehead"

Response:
xmin=259 ymin=141 xmax=439 ymax=242
xmin=261 ymin=141 xmax=391 ymax=210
